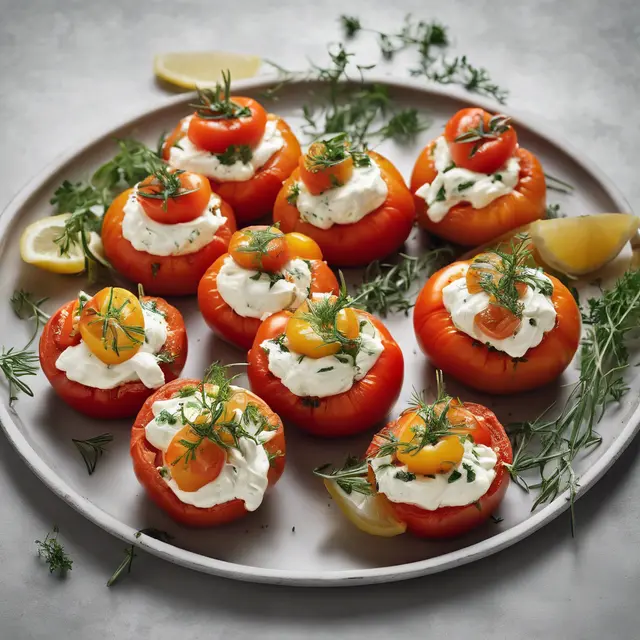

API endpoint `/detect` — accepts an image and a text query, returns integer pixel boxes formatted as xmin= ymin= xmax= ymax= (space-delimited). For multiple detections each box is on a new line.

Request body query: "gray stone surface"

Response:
xmin=1 ymin=0 xmax=639 ymax=638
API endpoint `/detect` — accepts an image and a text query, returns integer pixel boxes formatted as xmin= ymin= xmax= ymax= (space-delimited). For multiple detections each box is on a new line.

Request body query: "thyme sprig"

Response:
xmin=454 ymin=114 xmax=512 ymax=158
xmin=507 ymin=269 xmax=640 ymax=534
xmin=35 ymin=526 xmax=73 ymax=575
xmin=472 ymin=238 xmax=553 ymax=319
xmin=136 ymin=166 xmax=198 ymax=211
xmin=11 ymin=289 xmax=50 ymax=346
xmin=354 ymin=247 xmax=454 ymax=316
xmin=189 ymin=70 xmax=251 ymax=120
xmin=72 ymin=433 xmax=114 ymax=475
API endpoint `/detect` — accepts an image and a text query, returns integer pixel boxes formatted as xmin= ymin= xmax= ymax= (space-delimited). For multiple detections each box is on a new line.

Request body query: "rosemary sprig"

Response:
xmin=189 ymin=70 xmax=251 ymax=120
xmin=314 ymin=456 xmax=373 ymax=496
xmin=72 ymin=433 xmax=113 ymax=475
xmin=35 ymin=526 xmax=73 ymax=575
xmin=544 ymin=172 xmax=575 ymax=194
xmin=11 ymin=289 xmax=50 ymax=346
xmin=454 ymin=114 xmax=512 ymax=158
xmin=136 ymin=166 xmax=198 ymax=211
xmin=507 ymin=269 xmax=640 ymax=534
xmin=354 ymin=247 xmax=454 ymax=316
xmin=305 ymin=132 xmax=371 ymax=170
xmin=0 ymin=346 xmax=39 ymax=405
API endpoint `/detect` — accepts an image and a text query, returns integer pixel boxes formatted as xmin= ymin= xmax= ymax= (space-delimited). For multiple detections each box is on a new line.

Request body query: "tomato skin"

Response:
xmin=39 ymin=298 xmax=187 ymax=419
xmin=162 ymin=122 xmax=186 ymax=161
xmin=101 ymin=188 xmax=236 ymax=296
xmin=130 ymin=378 xmax=285 ymax=528
xmin=443 ymin=108 xmax=518 ymax=174
xmin=247 ymin=311 xmax=405 ymax=437
xmin=413 ymin=261 xmax=581 ymax=394
xmin=228 ymin=225 xmax=290 ymax=273
xmin=411 ymin=143 xmax=546 ymax=246
xmin=274 ymin=151 xmax=415 ymax=267
xmin=366 ymin=402 xmax=512 ymax=538
xmin=187 ymin=97 xmax=268 ymax=154
xmin=197 ymin=255 xmax=339 ymax=350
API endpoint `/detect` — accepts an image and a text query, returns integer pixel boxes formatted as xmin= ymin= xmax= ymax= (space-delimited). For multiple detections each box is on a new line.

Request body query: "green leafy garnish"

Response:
xmin=136 ymin=166 xmax=198 ymax=211
xmin=11 ymin=289 xmax=50 ymax=346
xmin=72 ymin=433 xmax=113 ymax=475
xmin=35 ymin=526 xmax=73 ymax=575
xmin=0 ymin=346 xmax=39 ymax=406
xmin=189 ymin=70 xmax=251 ymax=120
xmin=314 ymin=456 xmax=373 ymax=496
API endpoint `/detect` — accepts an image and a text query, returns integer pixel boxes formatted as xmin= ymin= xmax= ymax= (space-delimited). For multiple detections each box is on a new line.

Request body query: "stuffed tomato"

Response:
xmin=273 ymin=133 xmax=415 ymax=266
xmin=162 ymin=73 xmax=300 ymax=225
xmin=411 ymin=107 xmax=546 ymax=246
xmin=413 ymin=241 xmax=581 ymax=394
xmin=363 ymin=389 xmax=512 ymax=538
xmin=102 ymin=168 xmax=236 ymax=296
xmin=39 ymin=286 xmax=187 ymax=419
xmin=130 ymin=369 xmax=285 ymax=527
xmin=198 ymin=225 xmax=339 ymax=350
xmin=247 ymin=289 xmax=404 ymax=437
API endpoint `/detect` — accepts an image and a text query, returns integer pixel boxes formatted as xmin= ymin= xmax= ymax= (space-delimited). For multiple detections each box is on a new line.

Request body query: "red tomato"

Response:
xmin=130 ymin=378 xmax=286 ymax=527
xmin=444 ymin=108 xmax=518 ymax=174
xmin=273 ymin=151 xmax=415 ymax=267
xmin=164 ymin=116 xmax=301 ymax=226
xmin=299 ymin=140 xmax=354 ymax=195
xmin=198 ymin=255 xmax=339 ymax=350
xmin=187 ymin=97 xmax=267 ymax=153
xmin=39 ymin=297 xmax=187 ymax=419
xmin=366 ymin=402 xmax=512 ymax=538
xmin=411 ymin=143 xmax=546 ymax=247
xmin=137 ymin=171 xmax=212 ymax=224
xmin=247 ymin=311 xmax=404 ymax=437
xmin=101 ymin=188 xmax=236 ymax=296
xmin=413 ymin=261 xmax=581 ymax=394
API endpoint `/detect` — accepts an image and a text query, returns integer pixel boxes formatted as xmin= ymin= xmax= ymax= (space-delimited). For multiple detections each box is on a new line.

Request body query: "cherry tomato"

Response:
xmin=130 ymin=379 xmax=285 ymax=528
xmin=413 ymin=261 xmax=581 ymax=394
xmin=411 ymin=143 xmax=546 ymax=247
xmin=284 ymin=232 xmax=323 ymax=260
xmin=444 ymin=108 xmax=518 ymax=174
xmin=198 ymin=256 xmax=339 ymax=350
xmin=366 ymin=402 xmax=512 ymax=538
xmin=57 ymin=299 xmax=81 ymax=349
xmin=285 ymin=299 xmax=359 ymax=359
xmin=102 ymin=188 xmax=237 ymax=296
xmin=274 ymin=151 xmax=415 ymax=266
xmin=39 ymin=297 xmax=187 ymax=419
xmin=165 ymin=116 xmax=301 ymax=226
xmin=247 ymin=310 xmax=404 ymax=437
xmin=466 ymin=253 xmax=503 ymax=294
xmin=299 ymin=140 xmax=354 ymax=195
xmin=187 ymin=97 xmax=267 ymax=154
xmin=78 ymin=287 xmax=145 ymax=365
xmin=137 ymin=171 xmax=212 ymax=224
xmin=228 ymin=225 xmax=290 ymax=273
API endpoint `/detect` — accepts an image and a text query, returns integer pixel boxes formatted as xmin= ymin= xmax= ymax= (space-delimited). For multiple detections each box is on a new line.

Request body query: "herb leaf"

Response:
xmin=35 ymin=526 xmax=73 ymax=575
xmin=72 ymin=433 xmax=113 ymax=475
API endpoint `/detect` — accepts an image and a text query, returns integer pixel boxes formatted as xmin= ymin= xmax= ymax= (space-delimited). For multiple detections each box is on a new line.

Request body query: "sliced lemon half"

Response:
xmin=20 ymin=214 xmax=103 ymax=274
xmin=530 ymin=213 xmax=639 ymax=277
xmin=324 ymin=479 xmax=406 ymax=538
xmin=154 ymin=51 xmax=262 ymax=90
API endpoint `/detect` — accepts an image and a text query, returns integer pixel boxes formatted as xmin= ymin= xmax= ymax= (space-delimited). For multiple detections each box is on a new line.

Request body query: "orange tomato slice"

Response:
xmin=299 ymin=139 xmax=354 ymax=195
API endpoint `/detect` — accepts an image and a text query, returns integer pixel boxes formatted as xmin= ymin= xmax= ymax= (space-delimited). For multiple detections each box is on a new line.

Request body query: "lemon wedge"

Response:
xmin=20 ymin=214 xmax=103 ymax=274
xmin=154 ymin=51 xmax=262 ymax=89
xmin=324 ymin=479 xmax=406 ymax=537
xmin=529 ymin=214 xmax=639 ymax=277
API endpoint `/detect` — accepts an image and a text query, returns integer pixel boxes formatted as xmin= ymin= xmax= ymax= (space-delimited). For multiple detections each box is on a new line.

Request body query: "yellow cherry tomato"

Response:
xmin=285 ymin=232 xmax=323 ymax=260
xmin=395 ymin=410 xmax=465 ymax=475
xmin=78 ymin=287 xmax=145 ymax=365
xmin=285 ymin=298 xmax=360 ymax=359
xmin=165 ymin=423 xmax=226 ymax=492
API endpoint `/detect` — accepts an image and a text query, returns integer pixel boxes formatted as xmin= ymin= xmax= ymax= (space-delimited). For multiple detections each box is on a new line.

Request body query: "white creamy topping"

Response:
xmin=144 ymin=389 xmax=276 ymax=511
xmin=55 ymin=306 xmax=168 ymax=390
xmin=261 ymin=316 xmax=383 ymax=398
xmin=168 ymin=116 xmax=284 ymax=182
xmin=217 ymin=256 xmax=312 ymax=320
xmin=122 ymin=189 xmax=226 ymax=257
xmin=415 ymin=136 xmax=520 ymax=223
xmin=295 ymin=160 xmax=388 ymax=230
xmin=371 ymin=440 xmax=497 ymax=510
xmin=442 ymin=265 xmax=557 ymax=358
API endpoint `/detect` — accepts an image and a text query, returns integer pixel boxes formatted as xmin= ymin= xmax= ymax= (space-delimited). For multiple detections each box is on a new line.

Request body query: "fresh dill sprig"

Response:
xmin=507 ymin=269 xmax=640 ymax=534
xmin=234 ymin=224 xmax=283 ymax=268
xmin=0 ymin=346 xmax=39 ymax=406
xmin=544 ymin=172 xmax=575 ymax=194
xmin=305 ymin=132 xmax=371 ymax=170
xmin=354 ymin=247 xmax=454 ymax=316
xmin=136 ymin=166 xmax=198 ymax=211
xmin=11 ymin=289 xmax=50 ymax=346
xmin=35 ymin=526 xmax=73 ymax=575
xmin=189 ymin=70 xmax=251 ymax=120
xmin=72 ymin=433 xmax=113 ymax=475
xmin=314 ymin=456 xmax=373 ymax=496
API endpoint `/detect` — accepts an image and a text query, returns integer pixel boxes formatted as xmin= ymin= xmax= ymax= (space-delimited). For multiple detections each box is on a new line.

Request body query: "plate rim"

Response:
xmin=0 ymin=74 xmax=637 ymax=587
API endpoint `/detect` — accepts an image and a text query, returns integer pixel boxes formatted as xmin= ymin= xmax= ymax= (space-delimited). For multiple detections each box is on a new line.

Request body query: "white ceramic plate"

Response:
xmin=0 ymin=76 xmax=638 ymax=586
